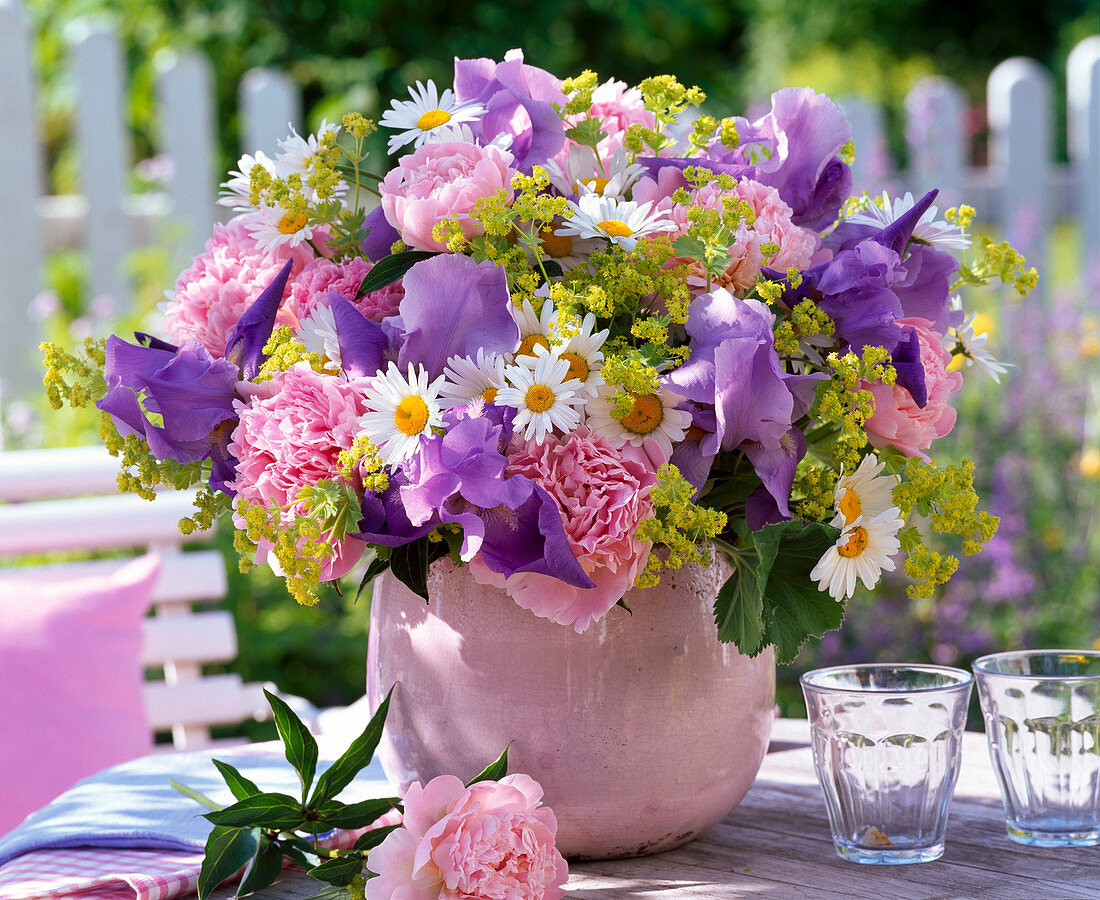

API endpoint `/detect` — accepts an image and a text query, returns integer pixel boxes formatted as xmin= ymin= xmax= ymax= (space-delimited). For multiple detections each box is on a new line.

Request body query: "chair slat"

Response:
xmin=143 ymin=674 xmax=269 ymax=731
xmin=141 ymin=610 xmax=237 ymax=667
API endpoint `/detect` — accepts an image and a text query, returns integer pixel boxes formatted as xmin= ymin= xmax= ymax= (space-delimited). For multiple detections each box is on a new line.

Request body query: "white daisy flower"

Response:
xmin=846 ymin=191 xmax=971 ymax=250
xmin=945 ymin=297 xmax=1011 ymax=383
xmin=556 ymin=312 xmax=608 ymax=398
xmin=359 ymin=362 xmax=445 ymax=467
xmin=557 ymin=193 xmax=674 ymax=251
xmin=422 ymin=122 xmax=514 ymax=151
xmin=536 ymin=219 xmax=601 ymax=269
xmin=811 ymin=507 xmax=905 ymax=601
xmin=274 ymin=120 xmax=340 ymax=181
xmin=496 ymin=348 xmax=584 ymax=443
xmin=586 ymin=382 xmax=692 ymax=460
xmin=219 ymin=151 xmax=277 ymax=210
xmin=547 ymin=145 xmax=644 ymax=200
xmin=830 ymin=453 xmax=899 ymax=530
xmin=439 ymin=348 xmax=509 ymax=408
xmin=238 ymin=206 xmax=318 ymax=254
xmin=296 ymin=305 xmax=343 ymax=374
xmin=379 ymin=80 xmax=486 ymax=154
xmin=510 ymin=296 xmax=558 ymax=358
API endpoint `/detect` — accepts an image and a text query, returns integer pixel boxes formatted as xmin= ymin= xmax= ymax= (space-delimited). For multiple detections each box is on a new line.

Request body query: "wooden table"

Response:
xmin=216 ymin=719 xmax=1100 ymax=899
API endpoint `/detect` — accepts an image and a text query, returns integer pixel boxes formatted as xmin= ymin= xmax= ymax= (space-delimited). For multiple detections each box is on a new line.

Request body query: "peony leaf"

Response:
xmin=466 ymin=744 xmax=511 ymax=787
xmin=389 ymin=536 xmax=449 ymax=601
xmin=310 ymin=685 xmax=393 ymax=805
xmin=352 ymin=824 xmax=401 ymax=852
xmin=211 ymin=759 xmax=261 ymax=802
xmin=265 ymin=687 xmax=319 ymax=800
xmin=315 ymin=797 xmax=402 ymax=829
xmin=197 ymin=826 xmax=259 ymax=899
xmin=355 ymin=250 xmax=434 ymax=298
xmin=308 ymin=853 xmax=364 ymax=886
xmin=235 ymin=838 xmax=283 ymax=896
xmin=204 ymin=792 xmax=304 ymax=829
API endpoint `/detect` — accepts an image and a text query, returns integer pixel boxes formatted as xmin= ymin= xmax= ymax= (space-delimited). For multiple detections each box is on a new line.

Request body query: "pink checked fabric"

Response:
xmin=0 ymin=823 xmax=384 ymax=900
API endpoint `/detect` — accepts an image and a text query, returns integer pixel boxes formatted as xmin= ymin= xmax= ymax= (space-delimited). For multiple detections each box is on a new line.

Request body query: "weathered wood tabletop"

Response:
xmin=215 ymin=718 xmax=1100 ymax=899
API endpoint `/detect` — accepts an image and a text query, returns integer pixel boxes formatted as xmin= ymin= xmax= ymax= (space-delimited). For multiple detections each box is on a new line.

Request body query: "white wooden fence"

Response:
xmin=0 ymin=0 xmax=1097 ymax=403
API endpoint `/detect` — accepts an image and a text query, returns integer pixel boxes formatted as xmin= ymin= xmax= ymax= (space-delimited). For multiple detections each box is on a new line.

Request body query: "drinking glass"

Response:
xmin=973 ymin=650 xmax=1100 ymax=847
xmin=801 ymin=664 xmax=973 ymax=864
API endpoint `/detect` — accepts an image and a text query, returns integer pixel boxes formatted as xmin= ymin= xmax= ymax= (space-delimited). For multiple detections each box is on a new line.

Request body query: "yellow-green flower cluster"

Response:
xmin=815 ymin=346 xmax=895 ymax=468
xmin=259 ymin=326 xmax=324 ymax=379
xmin=42 ymin=338 xmax=108 ymax=411
xmin=623 ymin=75 xmax=705 ymax=154
xmin=774 ymin=299 xmax=835 ymax=356
xmin=338 ymin=434 xmax=389 ymax=494
xmin=956 ymin=237 xmax=1038 ymax=295
xmin=555 ymin=70 xmax=600 ymax=117
xmin=892 ymin=457 xmax=999 ymax=599
xmin=791 ymin=464 xmax=839 ymax=524
xmin=636 ymin=464 xmax=727 ymax=587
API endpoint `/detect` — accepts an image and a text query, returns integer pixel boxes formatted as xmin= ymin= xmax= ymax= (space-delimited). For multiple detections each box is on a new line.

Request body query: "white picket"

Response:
xmin=1068 ymin=36 xmax=1100 ymax=272
xmin=0 ymin=0 xmax=43 ymax=402
xmin=988 ymin=57 xmax=1053 ymax=294
xmin=68 ymin=19 xmax=131 ymax=313
xmin=155 ymin=49 xmax=218 ymax=269
xmin=839 ymin=96 xmax=893 ymax=195
xmin=240 ymin=67 xmax=301 ymax=159
xmin=905 ymin=76 xmax=967 ymax=210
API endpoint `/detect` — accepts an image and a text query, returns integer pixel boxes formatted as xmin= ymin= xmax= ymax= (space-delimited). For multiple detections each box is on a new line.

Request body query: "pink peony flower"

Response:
xmin=164 ymin=218 xmax=314 ymax=358
xmin=366 ymin=774 xmax=567 ymax=900
xmin=475 ymin=426 xmax=659 ymax=632
xmin=228 ymin=363 xmax=369 ymax=579
xmin=864 ymin=317 xmax=963 ymax=460
xmin=286 ymin=255 xmax=405 ymax=324
xmin=634 ymin=174 xmax=816 ymax=294
xmin=379 ymin=141 xmax=516 ymax=252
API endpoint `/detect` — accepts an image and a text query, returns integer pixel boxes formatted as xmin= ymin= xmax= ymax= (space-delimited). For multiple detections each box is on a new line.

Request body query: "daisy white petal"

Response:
xmin=557 ymin=193 xmax=674 ymax=250
xmin=239 ymin=207 xmax=317 ymax=254
xmin=556 ymin=312 xmax=608 ymax=398
xmin=495 ymin=348 xmax=584 ymax=443
xmin=359 ymin=362 xmax=445 ymax=467
xmin=585 ymin=382 xmax=691 ymax=461
xmin=297 ymin=305 xmax=343 ymax=374
xmin=830 ymin=453 xmax=899 ymax=529
xmin=811 ymin=507 xmax=904 ymax=601
xmin=846 ymin=191 xmax=970 ymax=250
xmin=379 ymin=80 xmax=486 ymax=153
xmin=439 ymin=348 xmax=509 ymax=408
xmin=219 ymin=151 xmax=277 ymax=210
xmin=945 ymin=297 xmax=1011 ymax=383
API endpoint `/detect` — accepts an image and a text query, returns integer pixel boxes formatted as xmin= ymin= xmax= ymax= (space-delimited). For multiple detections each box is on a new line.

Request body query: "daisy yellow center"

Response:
xmin=417 ymin=108 xmax=452 ymax=130
xmin=278 ymin=212 xmax=308 ymax=234
xmin=575 ymin=177 xmax=611 ymax=196
xmin=516 ymin=334 xmax=551 ymax=357
xmin=598 ymin=220 xmax=634 ymax=238
xmin=561 ymin=352 xmax=589 ymax=384
xmin=539 ymin=227 xmax=574 ymax=259
xmin=482 ymin=386 xmax=498 ymax=403
xmin=620 ymin=393 xmax=663 ymax=435
xmin=838 ymin=487 xmax=861 ymax=525
xmin=394 ymin=395 xmax=430 ymax=436
xmin=525 ymin=384 xmax=555 ymax=413
xmin=837 ymin=526 xmax=869 ymax=558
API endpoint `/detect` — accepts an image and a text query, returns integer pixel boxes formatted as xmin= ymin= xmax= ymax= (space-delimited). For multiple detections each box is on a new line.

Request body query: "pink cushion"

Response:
xmin=0 ymin=554 xmax=160 ymax=835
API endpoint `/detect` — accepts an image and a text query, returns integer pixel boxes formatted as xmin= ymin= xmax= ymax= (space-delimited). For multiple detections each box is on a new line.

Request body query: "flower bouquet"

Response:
xmin=45 ymin=51 xmax=1036 ymax=666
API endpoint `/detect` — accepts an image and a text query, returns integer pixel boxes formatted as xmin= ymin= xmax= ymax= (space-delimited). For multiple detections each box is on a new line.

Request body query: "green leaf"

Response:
xmin=302 ymin=885 xmax=352 ymax=900
xmin=308 ymin=853 xmax=364 ymax=886
xmin=197 ymin=826 xmax=259 ymax=899
xmin=265 ymin=687 xmax=320 ymax=799
xmin=465 ymin=744 xmax=510 ymax=786
xmin=389 ymin=536 xmax=449 ymax=601
xmin=310 ymin=686 xmax=393 ymax=806
xmin=315 ymin=797 xmax=402 ymax=829
xmin=170 ymin=779 xmax=222 ymax=813
xmin=211 ymin=759 xmax=262 ymax=802
xmin=205 ymin=792 xmax=304 ymax=829
xmin=563 ymin=116 xmax=608 ymax=148
xmin=753 ymin=522 xmax=843 ymax=664
xmin=353 ymin=824 xmax=401 ymax=851
xmin=355 ymin=250 xmax=435 ymax=297
xmin=236 ymin=838 xmax=283 ymax=896
xmin=355 ymin=549 xmax=391 ymax=602
xmin=713 ymin=561 xmax=765 ymax=656
xmin=672 ymin=233 xmax=707 ymax=260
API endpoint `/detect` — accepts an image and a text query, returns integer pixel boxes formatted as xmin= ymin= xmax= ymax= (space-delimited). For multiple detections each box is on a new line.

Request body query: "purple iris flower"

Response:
xmin=98 ymin=264 xmax=294 ymax=494
xmin=453 ymin=50 xmax=567 ymax=170
xmin=361 ymin=205 xmax=400 ymax=262
xmin=397 ymin=254 xmax=519 ymax=380
xmin=399 ymin=405 xmax=592 ymax=587
xmin=97 ymin=336 xmax=241 ymax=492
xmin=328 ymin=294 xmax=388 ymax=378
xmin=356 ymin=471 xmax=439 ymax=548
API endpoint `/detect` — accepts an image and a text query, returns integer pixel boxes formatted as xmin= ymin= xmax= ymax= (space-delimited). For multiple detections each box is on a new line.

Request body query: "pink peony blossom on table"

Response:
xmin=163 ymin=218 xmax=313 ymax=358
xmin=379 ymin=141 xmax=516 ymax=252
xmin=864 ymin=317 xmax=962 ymax=460
xmin=366 ymin=773 xmax=568 ymax=900
xmin=471 ymin=426 xmax=659 ymax=633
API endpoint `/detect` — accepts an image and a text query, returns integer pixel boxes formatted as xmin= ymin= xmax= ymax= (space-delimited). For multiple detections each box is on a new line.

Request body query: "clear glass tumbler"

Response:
xmin=973 ymin=650 xmax=1100 ymax=847
xmin=801 ymin=664 xmax=973 ymax=864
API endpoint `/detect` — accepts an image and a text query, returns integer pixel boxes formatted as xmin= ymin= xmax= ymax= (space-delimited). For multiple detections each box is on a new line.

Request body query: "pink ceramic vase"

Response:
xmin=365 ymin=554 xmax=776 ymax=860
